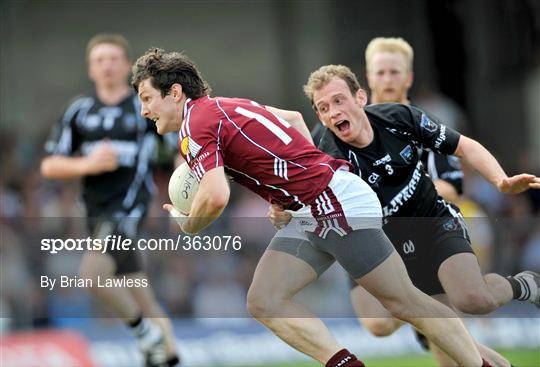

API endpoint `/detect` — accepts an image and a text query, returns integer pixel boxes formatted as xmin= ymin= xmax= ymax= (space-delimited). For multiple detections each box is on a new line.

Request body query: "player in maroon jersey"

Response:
xmin=131 ymin=48 xmax=495 ymax=367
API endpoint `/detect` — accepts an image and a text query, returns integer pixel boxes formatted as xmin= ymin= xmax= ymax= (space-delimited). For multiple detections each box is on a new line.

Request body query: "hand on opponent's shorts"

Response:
xmin=267 ymin=204 xmax=293 ymax=229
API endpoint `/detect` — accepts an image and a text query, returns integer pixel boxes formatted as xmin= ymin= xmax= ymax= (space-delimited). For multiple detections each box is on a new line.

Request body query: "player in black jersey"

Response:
xmin=41 ymin=34 xmax=179 ymax=367
xmin=356 ymin=36 xmax=501 ymax=365
xmin=270 ymin=64 xmax=540 ymax=367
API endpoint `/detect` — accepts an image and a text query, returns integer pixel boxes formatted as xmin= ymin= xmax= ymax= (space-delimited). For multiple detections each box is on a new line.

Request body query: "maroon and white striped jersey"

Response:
xmin=178 ymin=96 xmax=351 ymax=209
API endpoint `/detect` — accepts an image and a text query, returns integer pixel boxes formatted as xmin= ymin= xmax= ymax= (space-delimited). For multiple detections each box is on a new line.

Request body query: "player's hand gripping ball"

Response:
xmin=168 ymin=162 xmax=199 ymax=215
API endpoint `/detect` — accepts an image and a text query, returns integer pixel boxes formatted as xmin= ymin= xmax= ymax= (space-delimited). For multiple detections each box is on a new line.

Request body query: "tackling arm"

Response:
xmin=265 ymin=106 xmax=314 ymax=144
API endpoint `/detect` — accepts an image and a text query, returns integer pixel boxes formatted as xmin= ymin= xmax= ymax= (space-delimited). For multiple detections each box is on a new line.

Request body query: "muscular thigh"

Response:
xmin=248 ymin=249 xmax=320 ymax=303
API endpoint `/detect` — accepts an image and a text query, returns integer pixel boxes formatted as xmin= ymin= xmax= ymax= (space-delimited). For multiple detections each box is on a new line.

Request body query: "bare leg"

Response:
xmin=129 ymin=275 xmax=179 ymax=359
xmin=79 ymin=251 xmax=140 ymax=321
xmin=426 ymin=295 xmax=511 ymax=367
xmin=349 ymin=285 xmax=403 ymax=336
xmin=438 ymin=253 xmax=512 ymax=314
xmin=247 ymin=250 xmax=342 ymax=364
xmin=357 ymin=251 xmax=483 ymax=367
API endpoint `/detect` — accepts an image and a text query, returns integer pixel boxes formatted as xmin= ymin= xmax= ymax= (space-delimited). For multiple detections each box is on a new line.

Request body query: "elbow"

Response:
xmin=210 ymin=191 xmax=230 ymax=212
xmin=40 ymin=159 xmax=53 ymax=178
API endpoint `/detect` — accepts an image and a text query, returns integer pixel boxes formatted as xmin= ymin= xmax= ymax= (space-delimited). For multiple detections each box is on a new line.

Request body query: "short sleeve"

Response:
xmin=182 ymin=113 xmax=224 ymax=181
xmin=44 ymin=98 xmax=85 ymax=156
xmin=408 ymin=105 xmax=461 ymax=155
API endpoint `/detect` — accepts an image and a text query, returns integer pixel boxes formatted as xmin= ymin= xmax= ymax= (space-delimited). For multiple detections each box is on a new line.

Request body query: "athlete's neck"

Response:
xmin=95 ymin=84 xmax=131 ymax=105
xmin=351 ymin=115 xmax=374 ymax=149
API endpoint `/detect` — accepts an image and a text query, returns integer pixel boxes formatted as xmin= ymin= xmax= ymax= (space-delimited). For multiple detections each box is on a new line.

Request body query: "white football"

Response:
xmin=168 ymin=162 xmax=199 ymax=214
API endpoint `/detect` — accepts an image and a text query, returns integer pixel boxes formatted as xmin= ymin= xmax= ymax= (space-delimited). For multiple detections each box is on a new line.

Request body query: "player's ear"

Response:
xmin=355 ymin=88 xmax=368 ymax=107
xmin=170 ymin=83 xmax=183 ymax=101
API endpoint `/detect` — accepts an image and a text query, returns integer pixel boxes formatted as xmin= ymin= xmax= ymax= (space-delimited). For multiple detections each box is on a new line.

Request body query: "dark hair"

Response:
xmin=131 ymin=48 xmax=211 ymax=99
xmin=86 ymin=33 xmax=131 ymax=61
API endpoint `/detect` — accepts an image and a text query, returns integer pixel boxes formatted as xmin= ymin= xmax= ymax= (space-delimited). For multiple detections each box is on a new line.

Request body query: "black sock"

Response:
xmin=506 ymin=276 xmax=522 ymax=299
xmin=167 ymin=356 xmax=180 ymax=366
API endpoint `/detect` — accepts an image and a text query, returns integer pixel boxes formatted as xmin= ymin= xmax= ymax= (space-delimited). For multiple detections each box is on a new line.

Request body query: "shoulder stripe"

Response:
xmin=214 ymin=98 xmax=306 ymax=170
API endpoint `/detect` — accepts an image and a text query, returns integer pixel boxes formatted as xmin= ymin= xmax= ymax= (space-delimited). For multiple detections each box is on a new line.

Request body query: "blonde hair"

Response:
xmin=303 ymin=65 xmax=361 ymax=107
xmin=365 ymin=37 xmax=414 ymax=73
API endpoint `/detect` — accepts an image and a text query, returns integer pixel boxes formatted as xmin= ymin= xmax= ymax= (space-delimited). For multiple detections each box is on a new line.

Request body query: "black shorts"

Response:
xmin=350 ymin=201 xmax=474 ymax=295
xmin=87 ymin=202 xmax=148 ymax=275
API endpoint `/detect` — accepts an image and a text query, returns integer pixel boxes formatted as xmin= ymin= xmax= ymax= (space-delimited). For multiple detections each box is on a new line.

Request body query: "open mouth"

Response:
xmin=335 ymin=120 xmax=350 ymax=133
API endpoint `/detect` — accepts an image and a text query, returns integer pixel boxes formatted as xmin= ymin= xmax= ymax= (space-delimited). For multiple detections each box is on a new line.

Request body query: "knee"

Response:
xmin=362 ymin=318 xmax=400 ymax=337
xmin=246 ymin=287 xmax=279 ymax=319
xmin=451 ymin=292 xmax=497 ymax=315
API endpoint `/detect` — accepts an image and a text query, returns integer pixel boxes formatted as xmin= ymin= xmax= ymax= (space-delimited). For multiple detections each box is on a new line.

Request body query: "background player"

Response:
xmin=132 ymin=47 xmax=499 ymax=367
xmin=40 ymin=34 xmax=179 ymax=367
xmin=362 ymin=36 xmax=467 ymax=361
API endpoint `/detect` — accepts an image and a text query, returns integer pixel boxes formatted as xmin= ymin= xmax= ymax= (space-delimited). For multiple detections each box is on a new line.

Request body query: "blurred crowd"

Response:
xmin=1 ymin=96 xmax=539 ymax=333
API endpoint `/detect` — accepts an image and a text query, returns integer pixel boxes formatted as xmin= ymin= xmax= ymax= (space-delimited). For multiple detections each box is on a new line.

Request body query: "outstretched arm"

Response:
xmin=454 ymin=136 xmax=540 ymax=194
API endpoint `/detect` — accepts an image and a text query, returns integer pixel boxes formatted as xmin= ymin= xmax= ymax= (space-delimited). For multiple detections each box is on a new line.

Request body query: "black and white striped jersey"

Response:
xmin=317 ymin=103 xmax=461 ymax=218
xmin=419 ymin=150 xmax=463 ymax=195
xmin=44 ymin=91 xmax=167 ymax=217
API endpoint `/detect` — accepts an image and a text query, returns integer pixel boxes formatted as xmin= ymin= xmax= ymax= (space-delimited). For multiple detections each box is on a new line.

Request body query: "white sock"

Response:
xmin=130 ymin=318 xmax=163 ymax=351
xmin=515 ymin=273 xmax=538 ymax=302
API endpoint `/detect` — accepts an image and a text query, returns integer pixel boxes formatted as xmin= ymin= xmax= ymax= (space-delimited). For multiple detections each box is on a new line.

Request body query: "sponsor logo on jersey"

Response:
xmin=122 ymin=113 xmax=137 ymax=132
xmin=181 ymin=136 xmax=190 ymax=157
xmin=83 ymin=114 xmax=101 ymax=131
xmin=420 ymin=114 xmax=438 ymax=132
xmin=373 ymin=154 xmax=391 ymax=167
xmin=443 ymin=218 xmax=458 ymax=231
xmin=434 ymin=125 xmax=447 ymax=149
xmin=193 ymin=151 xmax=211 ymax=166
xmin=382 ymin=161 xmax=422 ymax=217
xmin=403 ymin=240 xmax=415 ymax=254
xmin=400 ymin=145 xmax=414 ymax=163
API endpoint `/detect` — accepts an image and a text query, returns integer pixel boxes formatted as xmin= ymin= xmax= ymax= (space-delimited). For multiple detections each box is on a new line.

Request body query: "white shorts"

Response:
xmin=280 ymin=170 xmax=382 ymax=239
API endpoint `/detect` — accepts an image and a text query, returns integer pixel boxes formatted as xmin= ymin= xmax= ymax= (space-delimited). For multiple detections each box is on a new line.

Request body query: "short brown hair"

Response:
xmin=86 ymin=33 xmax=131 ymax=61
xmin=303 ymin=65 xmax=361 ymax=108
xmin=131 ymin=48 xmax=211 ymax=99
xmin=365 ymin=37 xmax=414 ymax=73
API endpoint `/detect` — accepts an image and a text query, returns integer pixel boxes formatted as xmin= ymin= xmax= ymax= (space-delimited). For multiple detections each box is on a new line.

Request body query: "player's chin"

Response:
xmin=156 ymin=122 xmax=167 ymax=135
